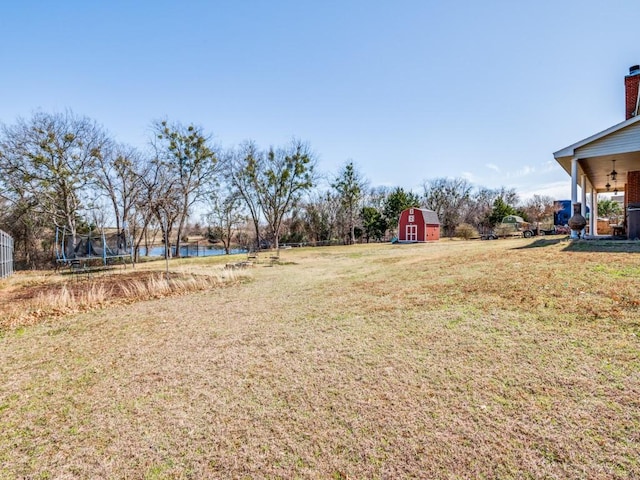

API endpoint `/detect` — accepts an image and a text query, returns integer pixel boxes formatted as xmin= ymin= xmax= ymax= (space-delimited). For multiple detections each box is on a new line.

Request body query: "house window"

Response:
xmin=409 ymin=208 xmax=414 ymax=214
xmin=408 ymin=215 xmax=415 ymax=222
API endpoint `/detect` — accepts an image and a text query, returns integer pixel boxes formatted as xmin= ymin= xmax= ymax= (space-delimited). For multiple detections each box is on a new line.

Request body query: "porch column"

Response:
xmin=591 ymin=188 xmax=598 ymax=235
xmin=581 ymin=175 xmax=587 ymax=216
xmin=571 ymin=157 xmax=579 ymax=238
xmin=581 ymin=175 xmax=587 ymax=236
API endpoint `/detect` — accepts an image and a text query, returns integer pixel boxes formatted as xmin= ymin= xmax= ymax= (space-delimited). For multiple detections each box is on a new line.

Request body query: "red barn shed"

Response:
xmin=397 ymin=208 xmax=440 ymax=242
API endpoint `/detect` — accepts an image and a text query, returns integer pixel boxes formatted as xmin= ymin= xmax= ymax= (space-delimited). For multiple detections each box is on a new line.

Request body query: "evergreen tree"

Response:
xmin=488 ymin=197 xmax=517 ymax=226
xmin=383 ymin=187 xmax=421 ymax=234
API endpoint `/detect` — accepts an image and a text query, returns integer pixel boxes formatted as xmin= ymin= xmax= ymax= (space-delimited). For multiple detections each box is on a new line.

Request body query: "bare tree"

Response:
xmin=301 ymin=190 xmax=341 ymax=243
xmin=523 ymin=194 xmax=556 ymax=234
xmin=95 ymin=142 xmax=146 ymax=235
xmin=365 ymin=185 xmax=391 ymax=211
xmin=151 ymin=120 xmax=219 ymax=257
xmin=422 ymin=177 xmax=472 ymax=237
xmin=0 ymin=187 xmax=47 ymax=268
xmin=139 ymin=155 xmax=182 ymax=263
xmin=464 ymin=186 xmax=519 ymax=232
xmin=0 ymin=110 xmax=110 ymax=250
xmin=205 ymin=189 xmax=245 ymax=254
xmin=227 ymin=142 xmax=263 ymax=250
xmin=229 ymin=139 xmax=316 ymax=250
xmin=332 ymin=160 xmax=367 ymax=244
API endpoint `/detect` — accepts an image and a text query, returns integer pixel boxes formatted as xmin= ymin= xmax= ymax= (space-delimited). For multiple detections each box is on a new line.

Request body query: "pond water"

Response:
xmin=139 ymin=245 xmax=247 ymax=257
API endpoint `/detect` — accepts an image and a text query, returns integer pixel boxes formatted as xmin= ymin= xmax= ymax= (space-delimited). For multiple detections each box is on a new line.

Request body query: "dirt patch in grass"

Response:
xmin=0 ymin=239 xmax=639 ymax=478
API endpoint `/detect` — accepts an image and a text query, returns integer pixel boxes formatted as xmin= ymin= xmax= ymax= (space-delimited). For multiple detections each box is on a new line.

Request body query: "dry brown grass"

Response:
xmin=0 ymin=264 xmax=246 ymax=330
xmin=1 ymin=238 xmax=639 ymax=479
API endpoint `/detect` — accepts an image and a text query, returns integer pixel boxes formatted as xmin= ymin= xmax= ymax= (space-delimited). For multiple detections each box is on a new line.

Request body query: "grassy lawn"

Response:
xmin=1 ymin=238 xmax=639 ymax=479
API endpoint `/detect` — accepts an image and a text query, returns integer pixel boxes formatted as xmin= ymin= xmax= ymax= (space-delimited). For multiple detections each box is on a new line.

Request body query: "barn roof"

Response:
xmin=417 ymin=208 xmax=440 ymax=225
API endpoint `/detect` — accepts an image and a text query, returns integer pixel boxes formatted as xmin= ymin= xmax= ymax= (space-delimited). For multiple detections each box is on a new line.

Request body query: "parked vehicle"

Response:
xmin=553 ymin=225 xmax=571 ymax=235
xmin=497 ymin=215 xmax=536 ymax=238
xmin=482 ymin=217 xmax=554 ymax=240
xmin=532 ymin=225 xmax=571 ymax=235
xmin=480 ymin=231 xmax=498 ymax=240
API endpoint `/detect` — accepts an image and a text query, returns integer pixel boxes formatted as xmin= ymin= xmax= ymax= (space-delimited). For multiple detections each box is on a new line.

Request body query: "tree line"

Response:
xmin=0 ymin=110 xmax=557 ymax=269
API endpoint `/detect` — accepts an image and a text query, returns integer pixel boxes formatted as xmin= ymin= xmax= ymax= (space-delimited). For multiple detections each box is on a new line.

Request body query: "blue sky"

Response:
xmin=2 ymin=1 xmax=640 ymax=201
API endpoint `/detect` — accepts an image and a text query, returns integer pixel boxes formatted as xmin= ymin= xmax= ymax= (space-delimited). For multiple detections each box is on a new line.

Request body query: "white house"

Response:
xmin=554 ymin=65 xmax=640 ymax=239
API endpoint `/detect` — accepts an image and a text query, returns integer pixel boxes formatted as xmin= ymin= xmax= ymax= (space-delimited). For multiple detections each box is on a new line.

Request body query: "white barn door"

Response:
xmin=406 ymin=224 xmax=417 ymax=242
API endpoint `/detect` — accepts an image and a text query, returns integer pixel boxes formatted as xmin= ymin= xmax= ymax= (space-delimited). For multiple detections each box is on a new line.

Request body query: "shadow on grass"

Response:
xmin=562 ymin=240 xmax=640 ymax=253
xmin=511 ymin=237 xmax=570 ymax=249
xmin=512 ymin=236 xmax=640 ymax=253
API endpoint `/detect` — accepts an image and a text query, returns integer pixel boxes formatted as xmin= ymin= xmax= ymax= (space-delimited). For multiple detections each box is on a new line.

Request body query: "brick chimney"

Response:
xmin=625 ymin=65 xmax=640 ymax=120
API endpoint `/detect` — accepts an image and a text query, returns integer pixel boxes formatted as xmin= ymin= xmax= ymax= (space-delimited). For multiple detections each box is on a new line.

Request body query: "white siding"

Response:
xmin=576 ymin=121 xmax=640 ymax=158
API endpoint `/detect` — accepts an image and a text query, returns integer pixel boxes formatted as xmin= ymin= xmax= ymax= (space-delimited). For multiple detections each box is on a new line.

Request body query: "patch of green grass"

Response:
xmin=592 ymin=264 xmax=640 ymax=277
xmin=145 ymin=460 xmax=174 ymax=480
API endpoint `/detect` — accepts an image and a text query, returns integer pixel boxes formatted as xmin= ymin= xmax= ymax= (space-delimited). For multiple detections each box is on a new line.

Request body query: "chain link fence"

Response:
xmin=0 ymin=229 xmax=14 ymax=279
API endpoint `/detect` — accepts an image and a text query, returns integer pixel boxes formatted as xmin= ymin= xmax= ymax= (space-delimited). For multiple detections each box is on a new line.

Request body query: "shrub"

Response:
xmin=455 ymin=223 xmax=478 ymax=240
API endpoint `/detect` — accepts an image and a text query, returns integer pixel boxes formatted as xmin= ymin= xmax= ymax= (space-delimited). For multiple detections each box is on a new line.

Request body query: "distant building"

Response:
xmin=397 ymin=208 xmax=440 ymax=242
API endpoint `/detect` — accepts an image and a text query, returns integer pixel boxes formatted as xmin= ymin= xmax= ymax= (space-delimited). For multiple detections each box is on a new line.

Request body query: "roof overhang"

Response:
xmin=554 ymin=115 xmax=640 ymax=193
